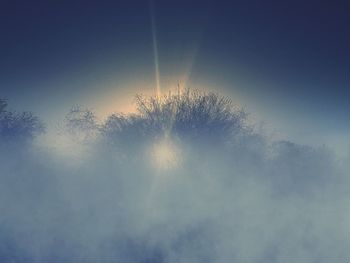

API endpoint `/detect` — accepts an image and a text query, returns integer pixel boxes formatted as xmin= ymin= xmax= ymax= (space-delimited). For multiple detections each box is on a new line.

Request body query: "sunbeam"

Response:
xmin=150 ymin=0 xmax=161 ymax=98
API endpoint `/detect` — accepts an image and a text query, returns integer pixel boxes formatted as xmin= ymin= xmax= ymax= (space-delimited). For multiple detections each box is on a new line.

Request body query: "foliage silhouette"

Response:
xmin=102 ymin=88 xmax=248 ymax=150
xmin=62 ymin=106 xmax=99 ymax=142
xmin=0 ymin=99 xmax=44 ymax=142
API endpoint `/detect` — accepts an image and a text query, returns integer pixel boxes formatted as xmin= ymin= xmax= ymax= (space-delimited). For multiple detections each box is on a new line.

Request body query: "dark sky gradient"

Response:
xmin=1 ymin=0 xmax=350 ymax=152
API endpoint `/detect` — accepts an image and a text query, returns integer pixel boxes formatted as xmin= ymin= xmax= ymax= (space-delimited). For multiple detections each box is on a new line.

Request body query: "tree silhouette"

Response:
xmin=0 ymin=99 xmax=44 ymax=142
xmin=0 ymin=99 xmax=7 ymax=113
xmin=62 ymin=106 xmax=99 ymax=142
xmin=102 ymin=88 xmax=248 ymax=150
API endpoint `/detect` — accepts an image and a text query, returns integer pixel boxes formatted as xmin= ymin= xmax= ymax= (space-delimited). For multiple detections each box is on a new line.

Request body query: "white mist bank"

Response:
xmin=1 ymin=91 xmax=350 ymax=262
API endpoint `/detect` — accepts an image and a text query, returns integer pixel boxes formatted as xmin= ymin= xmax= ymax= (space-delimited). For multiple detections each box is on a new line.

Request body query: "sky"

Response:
xmin=2 ymin=2 xmax=350 ymax=261
xmin=1 ymin=0 xmax=350 ymax=154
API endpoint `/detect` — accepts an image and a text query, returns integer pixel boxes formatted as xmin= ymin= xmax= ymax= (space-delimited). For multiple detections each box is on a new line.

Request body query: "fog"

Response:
xmin=0 ymin=91 xmax=349 ymax=262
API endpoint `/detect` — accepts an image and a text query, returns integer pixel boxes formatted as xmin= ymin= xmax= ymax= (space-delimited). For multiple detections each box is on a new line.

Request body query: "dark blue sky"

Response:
xmin=1 ymin=0 xmax=350 ymax=152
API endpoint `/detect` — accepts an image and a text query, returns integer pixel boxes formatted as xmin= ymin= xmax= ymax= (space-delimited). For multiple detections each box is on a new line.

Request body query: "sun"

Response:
xmin=150 ymin=136 xmax=182 ymax=170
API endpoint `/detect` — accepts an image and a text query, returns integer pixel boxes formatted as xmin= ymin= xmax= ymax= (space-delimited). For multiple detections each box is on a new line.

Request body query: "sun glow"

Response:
xmin=150 ymin=137 xmax=182 ymax=170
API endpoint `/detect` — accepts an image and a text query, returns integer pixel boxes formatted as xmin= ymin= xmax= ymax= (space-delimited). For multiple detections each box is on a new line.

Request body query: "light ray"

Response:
xmin=150 ymin=0 xmax=161 ymax=98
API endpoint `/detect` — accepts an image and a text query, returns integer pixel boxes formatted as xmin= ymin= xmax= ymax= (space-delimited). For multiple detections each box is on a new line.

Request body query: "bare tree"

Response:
xmin=62 ymin=106 xmax=99 ymax=142
xmin=102 ymin=88 xmax=248 ymax=148
xmin=0 ymin=99 xmax=44 ymax=142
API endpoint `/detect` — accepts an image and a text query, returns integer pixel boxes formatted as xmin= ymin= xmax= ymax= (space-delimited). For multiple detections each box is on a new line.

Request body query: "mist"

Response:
xmin=0 ymin=91 xmax=349 ymax=263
